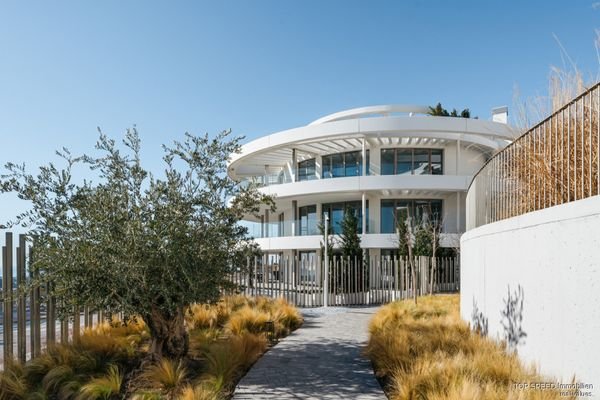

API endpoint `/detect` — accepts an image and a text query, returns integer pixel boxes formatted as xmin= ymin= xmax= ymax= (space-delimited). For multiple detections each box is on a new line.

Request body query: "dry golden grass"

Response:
xmin=366 ymin=295 xmax=574 ymax=400
xmin=0 ymin=296 xmax=301 ymax=399
xmin=199 ymin=333 xmax=267 ymax=395
xmin=139 ymin=358 xmax=189 ymax=396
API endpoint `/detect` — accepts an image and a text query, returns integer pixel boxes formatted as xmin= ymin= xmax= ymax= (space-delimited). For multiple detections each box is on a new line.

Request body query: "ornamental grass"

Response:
xmin=0 ymin=296 xmax=302 ymax=400
xmin=366 ymin=295 xmax=575 ymax=400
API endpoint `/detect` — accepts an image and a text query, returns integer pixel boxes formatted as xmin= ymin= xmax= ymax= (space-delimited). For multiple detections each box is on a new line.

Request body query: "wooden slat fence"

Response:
xmin=228 ymin=254 xmax=459 ymax=307
xmin=0 ymin=232 xmax=105 ymax=369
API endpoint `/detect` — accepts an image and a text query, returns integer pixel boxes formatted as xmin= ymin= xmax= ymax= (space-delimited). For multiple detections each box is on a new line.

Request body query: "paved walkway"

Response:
xmin=233 ymin=307 xmax=386 ymax=400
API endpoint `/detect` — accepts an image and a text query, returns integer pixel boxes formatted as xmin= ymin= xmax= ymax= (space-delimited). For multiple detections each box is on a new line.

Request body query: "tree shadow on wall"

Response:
xmin=501 ymin=284 xmax=527 ymax=353
xmin=471 ymin=298 xmax=489 ymax=336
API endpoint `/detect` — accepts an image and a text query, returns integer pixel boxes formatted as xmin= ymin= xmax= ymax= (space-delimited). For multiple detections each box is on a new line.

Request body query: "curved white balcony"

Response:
xmin=257 ymin=174 xmax=472 ymax=198
xmin=228 ymin=114 xmax=517 ymax=179
xmin=254 ymin=233 xmax=460 ymax=251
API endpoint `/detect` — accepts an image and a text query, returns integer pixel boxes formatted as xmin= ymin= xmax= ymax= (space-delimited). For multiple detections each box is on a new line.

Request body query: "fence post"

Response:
xmin=16 ymin=236 xmax=27 ymax=363
xmin=47 ymin=285 xmax=56 ymax=345
xmin=3 ymin=233 xmax=14 ymax=361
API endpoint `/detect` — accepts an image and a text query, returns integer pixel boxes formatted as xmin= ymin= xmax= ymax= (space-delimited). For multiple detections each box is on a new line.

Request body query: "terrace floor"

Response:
xmin=233 ymin=306 xmax=386 ymax=400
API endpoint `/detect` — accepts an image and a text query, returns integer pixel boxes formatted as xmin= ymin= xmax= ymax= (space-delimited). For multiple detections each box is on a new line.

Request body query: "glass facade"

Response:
xmin=322 ymin=150 xmax=369 ymax=179
xmin=380 ymin=199 xmax=443 ymax=233
xmin=321 ymin=201 xmax=368 ymax=234
xmin=381 ymin=148 xmax=444 ymax=175
xmin=298 ymin=158 xmax=316 ymax=181
xmin=299 ymin=205 xmax=318 ymax=235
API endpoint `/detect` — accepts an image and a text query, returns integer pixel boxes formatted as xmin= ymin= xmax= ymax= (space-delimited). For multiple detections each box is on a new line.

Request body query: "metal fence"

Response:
xmin=466 ymin=82 xmax=600 ymax=230
xmin=229 ymin=255 xmax=459 ymax=307
xmin=1 ymin=232 xmax=105 ymax=368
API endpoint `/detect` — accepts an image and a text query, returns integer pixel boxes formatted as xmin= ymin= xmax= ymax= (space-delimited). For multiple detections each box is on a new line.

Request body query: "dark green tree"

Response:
xmin=413 ymin=224 xmax=433 ymax=256
xmin=428 ymin=102 xmax=450 ymax=116
xmin=339 ymin=208 xmax=362 ymax=260
xmin=339 ymin=208 xmax=365 ymax=292
xmin=428 ymin=103 xmax=472 ymax=119
xmin=0 ymin=128 xmax=273 ymax=359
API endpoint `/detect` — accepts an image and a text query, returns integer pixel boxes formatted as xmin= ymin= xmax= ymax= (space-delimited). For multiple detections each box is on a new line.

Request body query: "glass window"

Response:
xmin=380 ymin=200 xmax=395 ymax=233
xmin=322 ymin=150 xmax=368 ymax=178
xmin=322 ymin=155 xmax=332 ymax=178
xmin=431 ymin=149 xmax=443 ymax=175
xmin=396 ymin=149 xmax=413 ymax=175
xmin=381 ymin=149 xmax=395 ymax=175
xmin=414 ymin=199 xmax=443 ymax=223
xmin=331 ymin=154 xmax=344 ymax=177
xmin=366 ymin=149 xmax=370 ymax=176
xmin=299 ymin=205 xmax=317 ymax=235
xmin=381 ymin=148 xmax=444 ymax=176
xmin=413 ymin=149 xmax=429 ymax=175
xmin=331 ymin=203 xmax=344 ymax=234
xmin=298 ymin=158 xmax=316 ymax=181
xmin=395 ymin=200 xmax=411 ymax=226
xmin=322 ymin=201 xmax=365 ymax=234
xmin=344 ymin=151 xmax=360 ymax=177
xmin=381 ymin=199 xmax=443 ymax=233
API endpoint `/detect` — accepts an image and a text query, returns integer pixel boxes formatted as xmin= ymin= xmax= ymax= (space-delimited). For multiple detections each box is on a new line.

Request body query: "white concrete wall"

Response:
xmin=461 ymin=195 xmax=600 ymax=387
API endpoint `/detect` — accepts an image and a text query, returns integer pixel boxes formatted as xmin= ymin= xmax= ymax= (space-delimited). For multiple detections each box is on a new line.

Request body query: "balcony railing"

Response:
xmin=241 ymin=218 xmax=378 ymax=239
xmin=466 ymin=82 xmax=600 ymax=230
xmin=240 ymin=173 xmax=293 ymax=188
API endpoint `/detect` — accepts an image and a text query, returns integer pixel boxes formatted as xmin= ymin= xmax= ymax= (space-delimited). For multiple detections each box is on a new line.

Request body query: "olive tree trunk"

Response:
xmin=144 ymin=305 xmax=189 ymax=360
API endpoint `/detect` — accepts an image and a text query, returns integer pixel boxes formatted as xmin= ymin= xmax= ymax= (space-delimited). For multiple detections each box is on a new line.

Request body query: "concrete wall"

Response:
xmin=461 ymin=195 xmax=600 ymax=386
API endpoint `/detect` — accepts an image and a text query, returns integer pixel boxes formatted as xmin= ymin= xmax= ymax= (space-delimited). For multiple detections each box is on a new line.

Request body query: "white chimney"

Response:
xmin=492 ymin=106 xmax=508 ymax=124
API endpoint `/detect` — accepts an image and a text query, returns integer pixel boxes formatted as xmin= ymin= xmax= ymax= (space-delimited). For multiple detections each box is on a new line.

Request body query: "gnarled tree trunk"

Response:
xmin=144 ymin=305 xmax=189 ymax=360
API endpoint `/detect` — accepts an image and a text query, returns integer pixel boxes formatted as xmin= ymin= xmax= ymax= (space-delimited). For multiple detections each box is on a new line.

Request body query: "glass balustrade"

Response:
xmin=239 ymin=217 xmax=378 ymax=239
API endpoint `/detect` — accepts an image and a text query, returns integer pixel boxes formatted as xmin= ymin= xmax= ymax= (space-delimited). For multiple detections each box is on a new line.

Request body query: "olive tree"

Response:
xmin=0 ymin=128 xmax=273 ymax=359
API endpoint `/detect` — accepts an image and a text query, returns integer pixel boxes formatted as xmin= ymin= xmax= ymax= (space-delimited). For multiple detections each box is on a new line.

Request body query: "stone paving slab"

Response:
xmin=233 ymin=307 xmax=386 ymax=400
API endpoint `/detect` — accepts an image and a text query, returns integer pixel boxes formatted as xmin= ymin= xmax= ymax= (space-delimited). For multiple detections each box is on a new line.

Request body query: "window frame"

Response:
xmin=379 ymin=148 xmax=444 ymax=175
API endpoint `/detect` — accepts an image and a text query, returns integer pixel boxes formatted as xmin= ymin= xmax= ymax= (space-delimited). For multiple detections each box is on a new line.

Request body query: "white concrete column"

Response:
xmin=362 ymin=192 xmax=367 ymax=234
xmin=362 ymin=137 xmax=367 ymax=176
xmin=260 ymin=215 xmax=265 ymax=238
xmin=456 ymin=191 xmax=461 ymax=232
xmin=317 ymin=202 xmax=323 ymax=226
xmin=456 ymin=139 xmax=461 ymax=175
xmin=264 ymin=209 xmax=270 ymax=238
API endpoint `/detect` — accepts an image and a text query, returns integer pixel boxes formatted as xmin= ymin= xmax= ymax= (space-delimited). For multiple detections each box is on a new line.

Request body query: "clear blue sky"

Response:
xmin=0 ymin=1 xmax=599 ymax=225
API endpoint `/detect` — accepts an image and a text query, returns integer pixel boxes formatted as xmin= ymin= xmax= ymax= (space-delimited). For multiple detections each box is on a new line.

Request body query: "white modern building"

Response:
xmin=228 ymin=105 xmax=515 ymax=262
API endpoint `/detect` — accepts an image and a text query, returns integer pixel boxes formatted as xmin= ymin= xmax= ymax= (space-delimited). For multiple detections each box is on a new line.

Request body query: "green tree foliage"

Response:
xmin=0 ymin=128 xmax=273 ymax=359
xmin=428 ymin=102 xmax=471 ymax=118
xmin=413 ymin=224 xmax=433 ymax=257
xmin=339 ymin=209 xmax=362 ymax=260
